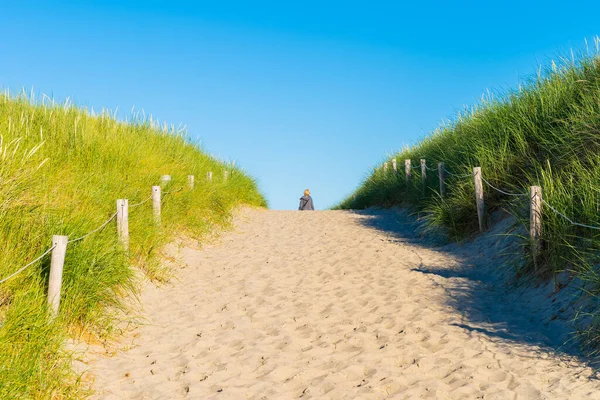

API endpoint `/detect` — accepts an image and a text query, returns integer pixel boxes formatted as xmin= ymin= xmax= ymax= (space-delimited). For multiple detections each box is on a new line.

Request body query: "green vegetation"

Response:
xmin=336 ymin=46 xmax=600 ymax=354
xmin=0 ymin=92 xmax=266 ymax=398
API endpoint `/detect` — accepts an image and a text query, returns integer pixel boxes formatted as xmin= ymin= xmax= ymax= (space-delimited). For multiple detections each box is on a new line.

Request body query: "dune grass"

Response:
xmin=336 ymin=44 xmax=600 ymax=355
xmin=0 ymin=91 xmax=266 ymax=398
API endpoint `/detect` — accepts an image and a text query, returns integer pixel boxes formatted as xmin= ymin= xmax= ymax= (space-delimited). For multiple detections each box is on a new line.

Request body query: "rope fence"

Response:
xmin=0 ymin=245 xmax=56 ymax=285
xmin=443 ymin=167 xmax=472 ymax=178
xmin=381 ymin=157 xmax=600 ymax=270
xmin=480 ymin=176 xmax=527 ymax=197
xmin=163 ymin=186 xmax=186 ymax=195
xmin=68 ymin=212 xmax=118 ymax=244
xmin=129 ymin=194 xmax=153 ymax=208
xmin=541 ymin=199 xmax=600 ymax=231
xmin=0 ymin=170 xmax=229 ymax=317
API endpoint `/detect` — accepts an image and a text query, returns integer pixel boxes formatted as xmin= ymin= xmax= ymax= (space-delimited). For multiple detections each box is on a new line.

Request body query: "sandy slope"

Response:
xmin=88 ymin=208 xmax=600 ymax=399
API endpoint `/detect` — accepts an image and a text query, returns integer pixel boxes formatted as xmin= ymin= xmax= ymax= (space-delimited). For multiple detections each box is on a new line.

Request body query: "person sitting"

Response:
xmin=298 ymin=189 xmax=314 ymax=211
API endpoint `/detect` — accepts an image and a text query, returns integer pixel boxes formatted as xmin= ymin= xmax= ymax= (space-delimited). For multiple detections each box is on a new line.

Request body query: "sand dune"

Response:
xmin=87 ymin=208 xmax=600 ymax=399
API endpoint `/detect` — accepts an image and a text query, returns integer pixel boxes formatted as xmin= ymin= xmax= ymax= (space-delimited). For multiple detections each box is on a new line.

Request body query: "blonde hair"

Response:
xmin=304 ymin=189 xmax=310 ymax=196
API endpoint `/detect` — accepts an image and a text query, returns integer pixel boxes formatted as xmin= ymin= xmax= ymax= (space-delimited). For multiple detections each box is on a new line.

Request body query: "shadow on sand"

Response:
xmin=349 ymin=207 xmax=597 ymax=367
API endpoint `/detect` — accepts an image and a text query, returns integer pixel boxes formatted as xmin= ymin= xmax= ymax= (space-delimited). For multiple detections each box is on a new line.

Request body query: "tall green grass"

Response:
xmin=336 ymin=43 xmax=600 ymax=354
xmin=0 ymin=91 xmax=266 ymax=398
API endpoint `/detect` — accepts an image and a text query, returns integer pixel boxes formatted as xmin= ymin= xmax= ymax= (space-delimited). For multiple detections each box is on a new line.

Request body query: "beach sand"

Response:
xmin=87 ymin=208 xmax=600 ymax=399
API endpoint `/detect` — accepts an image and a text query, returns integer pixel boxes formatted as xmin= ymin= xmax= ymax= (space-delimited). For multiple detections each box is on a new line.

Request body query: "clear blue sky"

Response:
xmin=1 ymin=1 xmax=599 ymax=209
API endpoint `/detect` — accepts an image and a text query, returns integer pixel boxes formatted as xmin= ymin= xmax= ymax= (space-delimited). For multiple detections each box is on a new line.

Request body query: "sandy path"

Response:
xmin=89 ymin=208 xmax=600 ymax=399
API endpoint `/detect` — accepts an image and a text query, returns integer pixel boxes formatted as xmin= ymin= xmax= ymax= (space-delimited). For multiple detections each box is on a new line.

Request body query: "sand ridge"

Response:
xmin=88 ymin=208 xmax=600 ymax=399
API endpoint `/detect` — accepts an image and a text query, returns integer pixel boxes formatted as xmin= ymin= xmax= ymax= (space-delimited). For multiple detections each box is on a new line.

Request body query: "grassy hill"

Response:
xmin=336 ymin=50 xmax=600 ymax=354
xmin=0 ymin=92 xmax=266 ymax=398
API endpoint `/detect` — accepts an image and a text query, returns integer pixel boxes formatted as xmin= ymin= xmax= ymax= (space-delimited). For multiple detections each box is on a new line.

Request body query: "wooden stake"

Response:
xmin=224 ymin=171 xmax=229 ymax=181
xmin=473 ymin=167 xmax=486 ymax=232
xmin=420 ymin=159 xmax=427 ymax=196
xmin=392 ymin=159 xmax=397 ymax=175
xmin=160 ymin=175 xmax=171 ymax=186
xmin=188 ymin=175 xmax=195 ymax=189
xmin=405 ymin=159 xmax=411 ymax=185
xmin=152 ymin=186 xmax=161 ymax=225
xmin=48 ymin=235 xmax=68 ymax=318
xmin=207 ymin=171 xmax=213 ymax=181
xmin=530 ymin=186 xmax=543 ymax=271
xmin=438 ymin=162 xmax=446 ymax=198
xmin=116 ymin=199 xmax=129 ymax=251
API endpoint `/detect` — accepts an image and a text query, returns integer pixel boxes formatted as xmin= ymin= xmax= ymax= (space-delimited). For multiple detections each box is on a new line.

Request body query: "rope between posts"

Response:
xmin=480 ymin=173 xmax=600 ymax=230
xmin=389 ymin=159 xmax=600 ymax=232
xmin=0 ymin=245 xmax=56 ymax=285
xmin=443 ymin=168 xmax=472 ymax=178
xmin=68 ymin=212 xmax=118 ymax=244
xmin=163 ymin=186 xmax=186 ymax=195
xmin=541 ymin=199 xmax=600 ymax=231
xmin=130 ymin=195 xmax=153 ymax=208
xmin=481 ymin=176 xmax=527 ymax=197
xmin=480 ymin=174 xmax=600 ymax=230
xmin=0 ymin=176 xmax=193 ymax=289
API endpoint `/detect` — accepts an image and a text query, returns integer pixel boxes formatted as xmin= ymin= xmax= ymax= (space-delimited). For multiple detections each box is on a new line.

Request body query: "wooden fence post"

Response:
xmin=160 ymin=175 xmax=171 ymax=186
xmin=207 ymin=171 xmax=213 ymax=181
xmin=530 ymin=186 xmax=543 ymax=271
xmin=473 ymin=167 xmax=486 ymax=232
xmin=383 ymin=162 xmax=388 ymax=176
xmin=438 ymin=162 xmax=446 ymax=198
xmin=116 ymin=199 xmax=129 ymax=251
xmin=405 ymin=159 xmax=411 ymax=185
xmin=420 ymin=159 xmax=427 ymax=196
xmin=392 ymin=159 xmax=397 ymax=176
xmin=188 ymin=175 xmax=195 ymax=189
xmin=48 ymin=235 xmax=68 ymax=318
xmin=224 ymin=171 xmax=229 ymax=181
xmin=152 ymin=186 xmax=161 ymax=225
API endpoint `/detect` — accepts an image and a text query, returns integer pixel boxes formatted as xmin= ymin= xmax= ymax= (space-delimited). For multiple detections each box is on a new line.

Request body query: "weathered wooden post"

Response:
xmin=152 ymin=186 xmax=161 ymax=225
xmin=224 ymin=170 xmax=229 ymax=181
xmin=116 ymin=199 xmax=129 ymax=251
xmin=392 ymin=158 xmax=397 ymax=176
xmin=160 ymin=175 xmax=171 ymax=186
xmin=383 ymin=162 xmax=388 ymax=176
xmin=405 ymin=159 xmax=411 ymax=185
xmin=420 ymin=159 xmax=427 ymax=196
xmin=188 ymin=175 xmax=195 ymax=189
xmin=207 ymin=171 xmax=213 ymax=181
xmin=438 ymin=162 xmax=446 ymax=198
xmin=530 ymin=186 xmax=543 ymax=271
xmin=48 ymin=235 xmax=68 ymax=318
xmin=473 ymin=167 xmax=486 ymax=232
